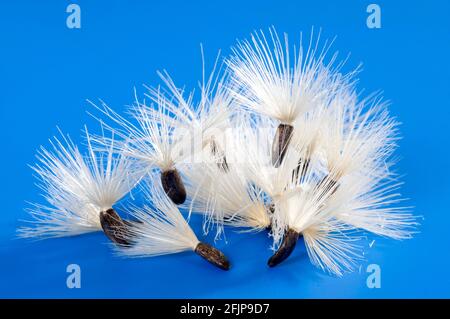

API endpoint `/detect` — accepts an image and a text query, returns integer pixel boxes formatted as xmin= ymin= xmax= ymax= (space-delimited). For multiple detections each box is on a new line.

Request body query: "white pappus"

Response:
xmin=19 ymin=28 xmax=418 ymax=278
xmin=225 ymin=28 xmax=417 ymax=275
xmin=145 ymin=50 xmax=234 ymax=172
xmin=227 ymin=27 xmax=357 ymax=167
xmin=89 ymin=93 xmax=189 ymax=205
xmin=266 ymin=91 xmax=417 ymax=274
xmin=19 ymin=127 xmax=145 ymax=244
xmin=115 ymin=178 xmax=231 ymax=270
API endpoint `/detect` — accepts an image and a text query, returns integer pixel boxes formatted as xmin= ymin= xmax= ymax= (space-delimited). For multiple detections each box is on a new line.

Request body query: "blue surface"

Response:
xmin=0 ymin=0 xmax=449 ymax=298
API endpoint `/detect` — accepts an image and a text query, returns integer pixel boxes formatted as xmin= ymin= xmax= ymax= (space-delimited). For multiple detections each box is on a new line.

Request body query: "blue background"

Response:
xmin=0 ymin=0 xmax=449 ymax=298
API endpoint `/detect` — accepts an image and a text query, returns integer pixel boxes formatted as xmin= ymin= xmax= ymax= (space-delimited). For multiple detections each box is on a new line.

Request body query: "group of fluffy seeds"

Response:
xmin=18 ymin=28 xmax=417 ymax=275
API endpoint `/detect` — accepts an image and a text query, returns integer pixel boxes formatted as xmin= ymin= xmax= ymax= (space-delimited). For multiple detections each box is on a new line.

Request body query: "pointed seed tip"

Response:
xmin=267 ymin=228 xmax=300 ymax=268
xmin=195 ymin=242 xmax=231 ymax=271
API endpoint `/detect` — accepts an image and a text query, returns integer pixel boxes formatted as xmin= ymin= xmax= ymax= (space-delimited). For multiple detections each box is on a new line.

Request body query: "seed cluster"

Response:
xmin=19 ymin=29 xmax=417 ymax=275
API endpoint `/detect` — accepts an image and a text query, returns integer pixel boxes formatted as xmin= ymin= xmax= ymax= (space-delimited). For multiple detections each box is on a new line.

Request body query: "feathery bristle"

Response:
xmin=184 ymin=160 xmax=270 ymax=238
xmin=302 ymin=220 xmax=362 ymax=276
xmin=330 ymin=171 xmax=417 ymax=240
xmin=269 ymin=104 xmax=413 ymax=273
xmin=227 ymin=27 xmax=353 ymax=125
xmin=321 ymin=92 xmax=399 ymax=180
xmin=115 ymin=179 xmax=199 ymax=257
xmin=18 ymin=128 xmax=143 ymax=238
xmin=144 ymin=52 xmax=234 ymax=165
xmin=89 ymin=96 xmax=185 ymax=172
xmin=269 ymin=172 xmax=361 ymax=275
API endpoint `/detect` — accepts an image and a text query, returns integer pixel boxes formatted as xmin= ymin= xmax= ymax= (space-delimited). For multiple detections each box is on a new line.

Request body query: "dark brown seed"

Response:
xmin=210 ymin=139 xmax=229 ymax=172
xmin=161 ymin=168 xmax=187 ymax=205
xmin=267 ymin=228 xmax=300 ymax=267
xmin=272 ymin=123 xmax=294 ymax=167
xmin=194 ymin=242 xmax=230 ymax=271
xmin=99 ymin=208 xmax=131 ymax=246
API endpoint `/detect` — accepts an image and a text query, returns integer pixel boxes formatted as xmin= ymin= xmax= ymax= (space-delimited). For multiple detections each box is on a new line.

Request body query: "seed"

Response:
xmin=194 ymin=242 xmax=230 ymax=271
xmin=267 ymin=228 xmax=300 ymax=267
xmin=272 ymin=123 xmax=294 ymax=167
xmin=161 ymin=168 xmax=187 ymax=205
xmin=99 ymin=208 xmax=131 ymax=246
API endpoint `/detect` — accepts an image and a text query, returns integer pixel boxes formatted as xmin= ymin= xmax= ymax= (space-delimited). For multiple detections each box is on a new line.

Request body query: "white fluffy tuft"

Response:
xmin=115 ymin=179 xmax=199 ymax=257
xmin=227 ymin=27 xmax=355 ymax=124
xmin=184 ymin=160 xmax=271 ymax=239
xmin=89 ymin=97 xmax=185 ymax=172
xmin=18 ymin=128 xmax=144 ymax=238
